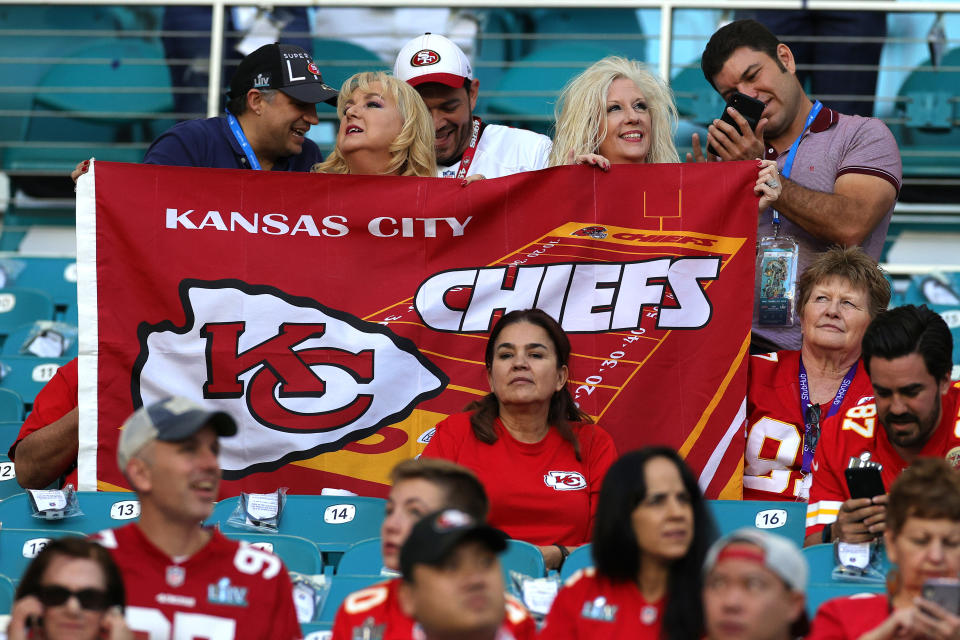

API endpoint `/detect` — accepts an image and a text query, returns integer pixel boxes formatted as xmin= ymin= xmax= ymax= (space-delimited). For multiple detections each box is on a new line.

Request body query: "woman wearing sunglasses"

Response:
xmin=8 ymin=537 xmax=131 ymax=640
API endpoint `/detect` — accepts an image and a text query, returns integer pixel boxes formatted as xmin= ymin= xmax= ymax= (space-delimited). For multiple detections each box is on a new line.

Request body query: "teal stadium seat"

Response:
xmin=559 ymin=543 xmax=593 ymax=581
xmin=221 ymin=532 xmax=324 ymax=575
xmin=0 ymin=574 xmax=14 ymax=614
xmin=0 ymin=391 xmax=25 ymax=422
xmin=0 ymin=491 xmax=140 ymax=534
xmin=706 ymin=500 xmax=808 ymax=547
xmin=207 ymin=495 xmax=386 ymax=569
xmin=0 ymin=289 xmax=55 ymax=338
xmin=317 ymin=574 xmax=384 ymax=624
xmin=2 ymin=323 xmax=78 ymax=359
xmin=311 ymin=39 xmax=387 ymax=95
xmin=4 ymin=257 xmax=78 ymax=313
xmin=0 ymin=528 xmax=86 ymax=584
xmin=896 ymin=274 xmax=960 ymax=367
xmin=672 ymin=61 xmax=726 ymax=127
xmin=0 ymin=356 xmax=70 ymax=405
xmin=519 ymin=9 xmax=645 ymax=61
xmin=336 ymin=537 xmax=388 ymax=576
xmin=802 ymin=543 xmax=888 ymax=615
xmin=501 ymin=539 xmax=547 ymax=580
xmin=892 ymin=46 xmax=960 ymax=179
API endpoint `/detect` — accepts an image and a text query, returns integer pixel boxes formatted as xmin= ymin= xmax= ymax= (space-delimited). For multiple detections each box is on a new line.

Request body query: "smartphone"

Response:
xmin=844 ymin=466 xmax=886 ymax=500
xmin=706 ymin=92 xmax=767 ymax=156
xmin=923 ymin=578 xmax=960 ymax=614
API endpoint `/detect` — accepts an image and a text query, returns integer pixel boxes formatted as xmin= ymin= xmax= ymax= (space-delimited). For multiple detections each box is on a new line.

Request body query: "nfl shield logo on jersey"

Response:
xmin=165 ymin=565 xmax=186 ymax=588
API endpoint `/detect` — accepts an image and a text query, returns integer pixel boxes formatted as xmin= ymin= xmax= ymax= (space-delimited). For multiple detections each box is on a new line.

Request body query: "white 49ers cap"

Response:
xmin=394 ymin=33 xmax=473 ymax=88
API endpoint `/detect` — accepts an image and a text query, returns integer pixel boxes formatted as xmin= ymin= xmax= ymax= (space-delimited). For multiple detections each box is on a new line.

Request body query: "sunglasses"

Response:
xmin=36 ymin=586 xmax=110 ymax=611
xmin=804 ymin=403 xmax=821 ymax=450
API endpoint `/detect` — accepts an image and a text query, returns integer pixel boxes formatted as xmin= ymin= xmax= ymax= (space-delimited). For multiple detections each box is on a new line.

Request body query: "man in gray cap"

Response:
xmin=702 ymin=528 xmax=809 ymax=640
xmin=92 ymin=396 xmax=302 ymax=639
xmin=397 ymin=508 xmax=518 ymax=640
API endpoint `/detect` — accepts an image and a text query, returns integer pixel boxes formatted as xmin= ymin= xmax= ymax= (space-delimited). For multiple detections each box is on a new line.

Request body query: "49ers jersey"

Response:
xmin=94 ymin=524 xmax=302 ymax=640
xmin=745 ymin=351 xmax=873 ymax=501
xmin=806 ymin=384 xmax=960 ymax=538
xmin=331 ymin=577 xmax=535 ymax=640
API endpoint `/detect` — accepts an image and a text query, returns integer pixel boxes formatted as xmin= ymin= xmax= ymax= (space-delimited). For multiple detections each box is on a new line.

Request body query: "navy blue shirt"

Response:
xmin=143 ymin=116 xmax=322 ymax=171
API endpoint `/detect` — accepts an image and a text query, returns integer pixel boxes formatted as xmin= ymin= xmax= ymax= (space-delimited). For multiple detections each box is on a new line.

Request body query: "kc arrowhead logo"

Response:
xmin=132 ymin=279 xmax=448 ymax=478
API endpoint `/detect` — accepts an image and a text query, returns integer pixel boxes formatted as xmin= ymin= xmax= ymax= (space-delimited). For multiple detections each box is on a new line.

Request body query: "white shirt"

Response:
xmin=438 ymin=123 xmax=552 ymax=179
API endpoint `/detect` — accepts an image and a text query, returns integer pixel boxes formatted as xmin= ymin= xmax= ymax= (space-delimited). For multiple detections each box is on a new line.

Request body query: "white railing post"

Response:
xmin=206 ymin=0 xmax=227 ymax=118
xmin=658 ymin=1 xmax=674 ymax=81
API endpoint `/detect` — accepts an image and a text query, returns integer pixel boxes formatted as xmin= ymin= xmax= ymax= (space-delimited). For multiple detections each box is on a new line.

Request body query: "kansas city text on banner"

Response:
xmin=75 ymin=161 xmax=758 ymax=498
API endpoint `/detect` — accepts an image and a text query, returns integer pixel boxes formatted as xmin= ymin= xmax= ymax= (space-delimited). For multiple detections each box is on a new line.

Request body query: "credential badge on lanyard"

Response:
xmin=753 ymin=101 xmax=822 ymax=327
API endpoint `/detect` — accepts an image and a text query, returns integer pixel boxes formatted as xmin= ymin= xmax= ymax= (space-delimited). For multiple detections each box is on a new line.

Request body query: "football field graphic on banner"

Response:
xmin=76 ymin=162 xmax=757 ymax=498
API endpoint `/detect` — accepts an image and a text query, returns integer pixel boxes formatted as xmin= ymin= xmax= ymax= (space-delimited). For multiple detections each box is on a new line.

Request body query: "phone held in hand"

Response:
xmin=923 ymin=577 xmax=960 ymax=615
xmin=844 ymin=466 xmax=886 ymax=500
xmin=706 ymin=92 xmax=766 ymax=156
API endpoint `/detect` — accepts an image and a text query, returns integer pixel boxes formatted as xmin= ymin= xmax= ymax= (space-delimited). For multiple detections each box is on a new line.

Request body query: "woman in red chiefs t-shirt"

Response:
xmin=422 ymin=308 xmax=617 ymax=571
xmin=539 ymin=448 xmax=716 ymax=640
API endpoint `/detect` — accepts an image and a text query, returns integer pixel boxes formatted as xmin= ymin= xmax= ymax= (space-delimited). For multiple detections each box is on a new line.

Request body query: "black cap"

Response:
xmin=228 ymin=43 xmax=338 ymax=105
xmin=400 ymin=509 xmax=508 ymax=580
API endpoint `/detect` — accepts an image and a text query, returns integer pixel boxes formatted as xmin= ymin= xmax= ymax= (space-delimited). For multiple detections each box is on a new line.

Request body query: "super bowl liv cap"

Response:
xmin=117 ymin=396 xmax=237 ymax=470
xmin=703 ymin=528 xmax=809 ymax=592
xmin=228 ymin=42 xmax=338 ymax=105
xmin=400 ymin=509 xmax=507 ymax=580
xmin=394 ymin=33 xmax=473 ymax=88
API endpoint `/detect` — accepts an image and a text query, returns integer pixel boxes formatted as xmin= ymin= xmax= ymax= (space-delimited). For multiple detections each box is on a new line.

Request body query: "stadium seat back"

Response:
xmin=0 ymin=390 xmax=24 ymax=422
xmin=706 ymin=499 xmax=807 ymax=547
xmin=317 ymin=574 xmax=385 ymax=624
xmin=0 ymin=289 xmax=55 ymax=337
xmin=0 ymin=491 xmax=140 ymax=534
xmin=3 ymin=256 xmax=78 ymax=309
xmin=311 ymin=39 xmax=386 ymax=94
xmin=0 ymin=574 xmax=13 ymax=614
xmin=221 ymin=532 xmax=324 ymax=575
xmin=522 ymin=9 xmax=644 ymax=60
xmin=502 ymin=539 xmax=546 ymax=580
xmin=0 ymin=453 xmax=20 ymax=500
xmin=1 ymin=323 xmax=78 ymax=359
xmin=559 ymin=543 xmax=593 ymax=581
xmin=671 ymin=61 xmax=726 ymax=126
xmin=0 ymin=356 xmax=70 ymax=405
xmin=336 ymin=537 xmax=387 ymax=576
xmin=0 ymin=528 xmax=86 ymax=583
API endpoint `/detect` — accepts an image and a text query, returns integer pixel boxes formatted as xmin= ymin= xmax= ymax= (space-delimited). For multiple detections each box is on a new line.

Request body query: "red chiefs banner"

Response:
xmin=76 ymin=161 xmax=758 ymax=498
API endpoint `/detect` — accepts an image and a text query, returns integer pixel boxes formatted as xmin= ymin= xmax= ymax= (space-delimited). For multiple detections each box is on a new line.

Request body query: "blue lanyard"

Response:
xmin=798 ymin=356 xmax=856 ymax=473
xmin=772 ymin=100 xmax=822 ymax=227
xmin=225 ymin=109 xmax=262 ymax=170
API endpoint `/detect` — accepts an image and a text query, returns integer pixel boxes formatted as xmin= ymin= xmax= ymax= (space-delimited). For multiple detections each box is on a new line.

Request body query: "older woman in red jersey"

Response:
xmin=744 ymin=246 xmax=890 ymax=508
xmin=808 ymin=458 xmax=960 ymax=640
xmin=422 ymin=308 xmax=617 ymax=570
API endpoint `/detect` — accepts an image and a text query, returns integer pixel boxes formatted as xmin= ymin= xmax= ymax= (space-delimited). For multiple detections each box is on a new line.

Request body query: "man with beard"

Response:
xmin=394 ymin=33 xmax=552 ymax=180
xmin=805 ymin=305 xmax=960 ymax=546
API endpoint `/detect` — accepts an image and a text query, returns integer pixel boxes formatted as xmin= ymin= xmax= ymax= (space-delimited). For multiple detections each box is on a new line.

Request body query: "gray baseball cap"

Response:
xmin=703 ymin=528 xmax=809 ymax=592
xmin=117 ymin=396 xmax=237 ymax=470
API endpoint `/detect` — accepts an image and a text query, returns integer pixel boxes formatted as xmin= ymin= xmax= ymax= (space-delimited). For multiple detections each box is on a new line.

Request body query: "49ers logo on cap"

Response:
xmin=412 ymin=49 xmax=440 ymax=67
xmin=132 ymin=279 xmax=447 ymax=478
xmin=544 ymin=471 xmax=587 ymax=491
xmin=306 ymin=61 xmax=320 ymax=76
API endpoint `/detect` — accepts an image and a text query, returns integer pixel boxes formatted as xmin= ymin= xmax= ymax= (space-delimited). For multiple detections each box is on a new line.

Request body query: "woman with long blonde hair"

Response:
xmin=550 ymin=56 xmax=780 ymax=211
xmin=312 ymin=71 xmax=436 ymax=177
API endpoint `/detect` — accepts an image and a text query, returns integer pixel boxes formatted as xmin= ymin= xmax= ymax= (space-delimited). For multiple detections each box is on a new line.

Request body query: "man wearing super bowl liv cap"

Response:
xmin=702 ymin=529 xmax=809 ymax=640
xmin=394 ymin=33 xmax=552 ymax=180
xmin=91 ymin=396 xmax=302 ymax=639
xmin=143 ymin=42 xmax=339 ymax=172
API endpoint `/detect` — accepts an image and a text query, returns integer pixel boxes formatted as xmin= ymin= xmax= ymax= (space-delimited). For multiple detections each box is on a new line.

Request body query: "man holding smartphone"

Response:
xmin=804 ymin=305 xmax=960 ymax=546
xmin=693 ymin=19 xmax=901 ymax=355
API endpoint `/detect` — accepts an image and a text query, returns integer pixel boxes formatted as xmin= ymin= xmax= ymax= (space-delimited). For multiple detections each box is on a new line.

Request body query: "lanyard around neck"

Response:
xmin=798 ymin=355 xmax=857 ymax=473
xmin=454 ymin=117 xmax=482 ymax=180
xmin=772 ymin=100 xmax=822 ymax=227
xmin=225 ymin=109 xmax=262 ymax=170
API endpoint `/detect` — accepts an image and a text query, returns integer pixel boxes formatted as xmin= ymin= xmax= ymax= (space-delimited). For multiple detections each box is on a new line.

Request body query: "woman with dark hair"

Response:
xmin=540 ymin=447 xmax=716 ymax=640
xmin=8 ymin=537 xmax=131 ymax=640
xmin=422 ymin=308 xmax=617 ymax=570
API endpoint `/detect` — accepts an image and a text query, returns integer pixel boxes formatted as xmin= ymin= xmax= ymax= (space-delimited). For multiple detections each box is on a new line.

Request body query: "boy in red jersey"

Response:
xmin=92 ymin=396 xmax=302 ymax=639
xmin=332 ymin=459 xmax=533 ymax=640
xmin=805 ymin=305 xmax=960 ymax=546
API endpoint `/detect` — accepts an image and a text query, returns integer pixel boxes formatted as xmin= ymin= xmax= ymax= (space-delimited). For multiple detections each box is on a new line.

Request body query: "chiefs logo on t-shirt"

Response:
xmin=544 ymin=471 xmax=587 ymax=491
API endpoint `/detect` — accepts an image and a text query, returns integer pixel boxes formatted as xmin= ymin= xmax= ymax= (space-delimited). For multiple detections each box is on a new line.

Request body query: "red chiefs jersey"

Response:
xmin=331 ymin=577 xmax=535 ymax=640
xmin=538 ymin=568 xmax=664 ymax=640
xmin=806 ymin=385 xmax=960 ymax=538
xmin=94 ymin=524 xmax=302 ymax=640
xmin=10 ymin=357 xmax=78 ymax=487
xmin=745 ymin=351 xmax=873 ymax=501
xmin=421 ymin=412 xmax=617 ymax=546
xmin=807 ymin=593 xmax=889 ymax=639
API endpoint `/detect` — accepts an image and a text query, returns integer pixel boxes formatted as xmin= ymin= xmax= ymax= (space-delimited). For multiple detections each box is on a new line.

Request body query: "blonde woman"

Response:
xmin=550 ymin=56 xmax=780 ymax=210
xmin=312 ymin=71 xmax=436 ymax=177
